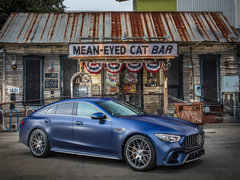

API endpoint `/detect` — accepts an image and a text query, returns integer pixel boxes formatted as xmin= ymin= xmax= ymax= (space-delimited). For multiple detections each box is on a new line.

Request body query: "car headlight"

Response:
xmin=154 ymin=134 xmax=182 ymax=143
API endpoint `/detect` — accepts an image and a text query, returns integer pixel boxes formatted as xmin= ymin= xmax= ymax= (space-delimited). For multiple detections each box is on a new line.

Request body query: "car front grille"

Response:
xmin=183 ymin=132 xmax=204 ymax=148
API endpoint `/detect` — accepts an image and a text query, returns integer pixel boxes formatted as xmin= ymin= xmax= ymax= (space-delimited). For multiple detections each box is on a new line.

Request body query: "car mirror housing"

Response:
xmin=91 ymin=112 xmax=106 ymax=123
xmin=91 ymin=112 xmax=106 ymax=119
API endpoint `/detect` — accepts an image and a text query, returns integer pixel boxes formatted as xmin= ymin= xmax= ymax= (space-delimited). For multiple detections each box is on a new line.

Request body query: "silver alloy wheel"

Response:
xmin=29 ymin=130 xmax=46 ymax=156
xmin=126 ymin=137 xmax=152 ymax=169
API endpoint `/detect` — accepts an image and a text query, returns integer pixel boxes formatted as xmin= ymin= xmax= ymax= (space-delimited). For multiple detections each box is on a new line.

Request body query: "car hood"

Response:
xmin=118 ymin=115 xmax=202 ymax=135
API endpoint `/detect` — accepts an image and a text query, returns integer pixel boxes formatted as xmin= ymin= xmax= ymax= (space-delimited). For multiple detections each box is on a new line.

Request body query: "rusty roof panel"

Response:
xmin=0 ymin=12 xmax=239 ymax=43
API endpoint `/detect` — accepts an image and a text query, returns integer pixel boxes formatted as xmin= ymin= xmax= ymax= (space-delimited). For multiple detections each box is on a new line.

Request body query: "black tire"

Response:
xmin=124 ymin=135 xmax=156 ymax=171
xmin=29 ymin=129 xmax=51 ymax=158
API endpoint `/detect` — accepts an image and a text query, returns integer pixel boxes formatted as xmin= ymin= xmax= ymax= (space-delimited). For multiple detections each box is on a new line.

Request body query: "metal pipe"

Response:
xmin=234 ymin=0 xmax=239 ymax=28
xmin=227 ymin=94 xmax=240 ymax=108
xmin=223 ymin=94 xmax=240 ymax=111
xmin=189 ymin=42 xmax=202 ymax=102
xmin=190 ymin=46 xmax=195 ymax=101
xmin=1 ymin=109 xmax=11 ymax=131
xmin=0 ymin=109 xmax=4 ymax=130
xmin=10 ymin=109 xmax=19 ymax=131
xmin=25 ymin=108 xmax=34 ymax=117
xmin=2 ymin=48 xmax=6 ymax=107
xmin=76 ymin=36 xmax=169 ymax=41
xmin=233 ymin=92 xmax=236 ymax=123
xmin=223 ymin=99 xmax=233 ymax=111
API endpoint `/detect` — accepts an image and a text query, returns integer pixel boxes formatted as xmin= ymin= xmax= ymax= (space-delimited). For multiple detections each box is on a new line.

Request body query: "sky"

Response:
xmin=64 ymin=0 xmax=133 ymax=11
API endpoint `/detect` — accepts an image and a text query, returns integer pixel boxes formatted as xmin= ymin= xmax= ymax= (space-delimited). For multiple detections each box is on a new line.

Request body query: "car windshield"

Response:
xmin=96 ymin=100 xmax=147 ymax=117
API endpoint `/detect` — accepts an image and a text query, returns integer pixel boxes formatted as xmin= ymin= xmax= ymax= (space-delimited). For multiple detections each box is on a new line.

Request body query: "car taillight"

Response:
xmin=20 ymin=120 xmax=24 ymax=125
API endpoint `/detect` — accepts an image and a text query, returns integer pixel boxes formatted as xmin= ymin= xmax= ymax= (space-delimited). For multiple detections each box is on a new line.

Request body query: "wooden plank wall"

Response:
xmin=0 ymin=43 xmax=238 ymax=115
xmin=179 ymin=44 xmax=238 ymax=103
xmin=0 ymin=52 xmax=2 ymax=103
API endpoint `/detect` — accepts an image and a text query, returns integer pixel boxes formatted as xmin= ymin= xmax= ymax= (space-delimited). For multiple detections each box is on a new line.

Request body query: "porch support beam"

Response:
xmin=2 ymin=48 xmax=6 ymax=107
xmin=163 ymin=59 xmax=169 ymax=115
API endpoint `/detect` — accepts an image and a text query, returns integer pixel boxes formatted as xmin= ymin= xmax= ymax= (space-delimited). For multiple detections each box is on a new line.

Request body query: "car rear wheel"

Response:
xmin=29 ymin=129 xmax=50 ymax=158
xmin=124 ymin=135 xmax=156 ymax=171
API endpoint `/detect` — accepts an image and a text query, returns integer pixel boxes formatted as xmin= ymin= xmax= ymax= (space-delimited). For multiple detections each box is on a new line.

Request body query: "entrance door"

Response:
xmin=200 ymin=55 xmax=220 ymax=103
xmin=120 ymin=67 xmax=143 ymax=108
xmin=102 ymin=66 xmax=143 ymax=108
xmin=71 ymin=73 xmax=92 ymax=98
xmin=61 ymin=56 xmax=78 ymax=98
xmin=23 ymin=56 xmax=43 ymax=105
xmin=168 ymin=55 xmax=183 ymax=100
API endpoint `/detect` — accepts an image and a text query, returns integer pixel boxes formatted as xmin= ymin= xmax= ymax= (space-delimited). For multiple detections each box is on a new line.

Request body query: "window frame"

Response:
xmin=39 ymin=102 xmax=75 ymax=116
xmin=76 ymin=102 xmax=111 ymax=120
xmin=55 ymin=102 xmax=75 ymax=116
xmin=38 ymin=101 xmax=110 ymax=120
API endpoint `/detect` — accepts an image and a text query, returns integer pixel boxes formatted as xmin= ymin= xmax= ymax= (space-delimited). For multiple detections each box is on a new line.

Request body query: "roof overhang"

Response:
xmin=0 ymin=12 xmax=239 ymax=44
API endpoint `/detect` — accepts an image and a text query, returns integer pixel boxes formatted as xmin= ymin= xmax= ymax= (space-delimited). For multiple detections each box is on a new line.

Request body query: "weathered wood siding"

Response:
xmin=179 ymin=44 xmax=238 ymax=103
xmin=0 ymin=52 xmax=2 ymax=103
xmin=0 ymin=43 xmax=238 ymax=115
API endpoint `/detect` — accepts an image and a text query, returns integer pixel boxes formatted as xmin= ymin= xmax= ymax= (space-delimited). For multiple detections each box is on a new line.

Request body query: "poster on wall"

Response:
xmin=108 ymin=86 xmax=118 ymax=94
xmin=106 ymin=72 xmax=119 ymax=86
xmin=44 ymin=73 xmax=59 ymax=89
xmin=74 ymin=86 xmax=89 ymax=97
xmin=124 ymin=84 xmax=136 ymax=93
xmin=105 ymin=72 xmax=119 ymax=94
xmin=123 ymin=70 xmax=138 ymax=84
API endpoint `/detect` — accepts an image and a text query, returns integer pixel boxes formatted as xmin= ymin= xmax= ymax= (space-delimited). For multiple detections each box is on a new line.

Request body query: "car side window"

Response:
xmin=39 ymin=107 xmax=49 ymax=114
xmin=46 ymin=105 xmax=57 ymax=115
xmin=77 ymin=102 xmax=101 ymax=117
xmin=56 ymin=103 xmax=74 ymax=115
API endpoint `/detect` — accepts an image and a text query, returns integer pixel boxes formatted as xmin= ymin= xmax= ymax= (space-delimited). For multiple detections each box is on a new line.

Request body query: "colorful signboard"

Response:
xmin=69 ymin=43 xmax=178 ymax=59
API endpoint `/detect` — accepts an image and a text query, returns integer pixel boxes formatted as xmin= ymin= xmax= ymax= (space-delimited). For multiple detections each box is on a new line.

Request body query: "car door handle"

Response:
xmin=44 ymin=119 xmax=51 ymax=123
xmin=75 ymin=121 xmax=83 ymax=125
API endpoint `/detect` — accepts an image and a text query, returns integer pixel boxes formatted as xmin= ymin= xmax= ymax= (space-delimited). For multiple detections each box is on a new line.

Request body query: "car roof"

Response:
xmin=61 ymin=97 xmax=114 ymax=103
xmin=34 ymin=97 xmax=115 ymax=114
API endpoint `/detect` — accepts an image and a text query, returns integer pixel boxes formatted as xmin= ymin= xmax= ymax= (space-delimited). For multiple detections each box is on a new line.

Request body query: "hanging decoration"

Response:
xmin=106 ymin=63 xmax=123 ymax=73
xmin=144 ymin=62 xmax=162 ymax=73
xmin=125 ymin=63 xmax=143 ymax=73
xmin=84 ymin=63 xmax=103 ymax=74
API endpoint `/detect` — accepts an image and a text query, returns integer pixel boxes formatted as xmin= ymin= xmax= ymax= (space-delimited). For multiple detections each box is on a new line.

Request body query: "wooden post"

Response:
xmin=2 ymin=49 xmax=6 ymax=107
xmin=78 ymin=59 xmax=84 ymax=73
xmin=163 ymin=60 xmax=169 ymax=115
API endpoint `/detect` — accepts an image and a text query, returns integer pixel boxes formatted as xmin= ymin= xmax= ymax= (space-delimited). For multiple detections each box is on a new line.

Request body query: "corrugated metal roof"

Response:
xmin=177 ymin=0 xmax=236 ymax=28
xmin=0 ymin=12 xmax=239 ymax=43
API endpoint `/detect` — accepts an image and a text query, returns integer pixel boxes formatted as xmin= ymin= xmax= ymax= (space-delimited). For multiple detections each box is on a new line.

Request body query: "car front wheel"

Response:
xmin=124 ymin=135 xmax=156 ymax=171
xmin=29 ymin=129 xmax=50 ymax=158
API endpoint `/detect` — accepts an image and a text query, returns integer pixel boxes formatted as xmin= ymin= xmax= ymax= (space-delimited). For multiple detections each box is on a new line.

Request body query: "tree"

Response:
xmin=0 ymin=0 xmax=66 ymax=29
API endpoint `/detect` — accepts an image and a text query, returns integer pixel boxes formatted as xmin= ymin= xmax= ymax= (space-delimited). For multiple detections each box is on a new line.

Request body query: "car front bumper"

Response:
xmin=162 ymin=147 xmax=204 ymax=166
xmin=150 ymin=134 xmax=205 ymax=166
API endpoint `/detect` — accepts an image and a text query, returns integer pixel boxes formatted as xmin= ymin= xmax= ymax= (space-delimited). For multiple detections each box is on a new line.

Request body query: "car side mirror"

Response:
xmin=91 ymin=112 xmax=106 ymax=124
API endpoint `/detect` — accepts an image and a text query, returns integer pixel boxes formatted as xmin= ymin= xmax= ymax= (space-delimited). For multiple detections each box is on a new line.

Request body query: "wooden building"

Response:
xmin=0 ymin=12 xmax=239 ymax=118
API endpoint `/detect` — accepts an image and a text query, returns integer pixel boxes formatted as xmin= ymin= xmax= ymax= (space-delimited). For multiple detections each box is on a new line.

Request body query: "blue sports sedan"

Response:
xmin=19 ymin=98 xmax=204 ymax=171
